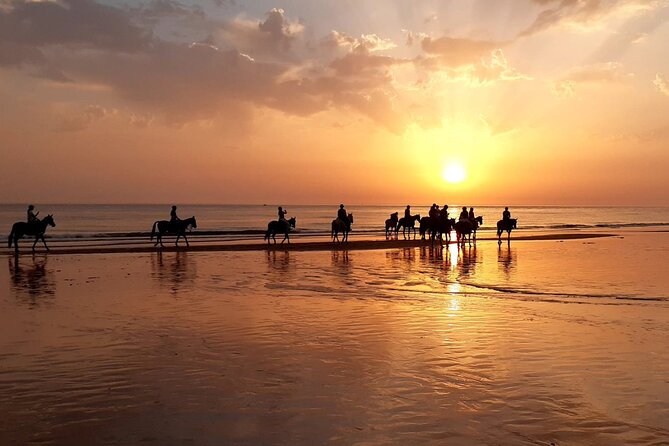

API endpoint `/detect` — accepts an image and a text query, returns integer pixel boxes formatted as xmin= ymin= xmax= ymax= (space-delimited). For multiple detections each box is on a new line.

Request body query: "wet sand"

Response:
xmin=2 ymin=231 xmax=615 ymax=255
xmin=1 ymin=234 xmax=668 ymax=445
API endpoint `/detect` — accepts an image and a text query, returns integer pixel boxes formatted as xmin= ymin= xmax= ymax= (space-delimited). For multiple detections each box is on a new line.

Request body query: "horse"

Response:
xmin=419 ymin=216 xmax=433 ymax=240
xmin=497 ymin=218 xmax=517 ymax=244
xmin=151 ymin=216 xmax=197 ymax=248
xmin=8 ymin=215 xmax=56 ymax=254
xmin=434 ymin=217 xmax=456 ymax=244
xmin=397 ymin=214 xmax=421 ymax=239
xmin=385 ymin=212 xmax=399 ymax=237
xmin=454 ymin=218 xmax=475 ymax=245
xmin=332 ymin=213 xmax=354 ymax=243
xmin=470 ymin=216 xmax=484 ymax=241
xmin=265 ymin=217 xmax=296 ymax=245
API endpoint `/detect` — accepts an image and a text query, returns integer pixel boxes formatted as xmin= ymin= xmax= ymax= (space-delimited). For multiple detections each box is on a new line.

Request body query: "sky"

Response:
xmin=1 ymin=0 xmax=669 ymax=205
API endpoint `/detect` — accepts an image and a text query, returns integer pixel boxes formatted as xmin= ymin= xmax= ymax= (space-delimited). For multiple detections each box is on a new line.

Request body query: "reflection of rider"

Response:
xmin=459 ymin=206 xmax=469 ymax=220
xmin=170 ymin=206 xmax=180 ymax=223
xmin=27 ymin=204 xmax=39 ymax=224
xmin=439 ymin=204 xmax=449 ymax=220
xmin=278 ymin=206 xmax=287 ymax=221
xmin=337 ymin=204 xmax=350 ymax=230
xmin=503 ymin=207 xmax=511 ymax=221
xmin=404 ymin=205 xmax=411 ymax=219
xmin=468 ymin=207 xmax=475 ymax=220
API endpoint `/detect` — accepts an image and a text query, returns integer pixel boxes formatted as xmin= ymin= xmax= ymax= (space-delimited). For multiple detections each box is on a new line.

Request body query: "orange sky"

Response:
xmin=1 ymin=0 xmax=669 ymax=205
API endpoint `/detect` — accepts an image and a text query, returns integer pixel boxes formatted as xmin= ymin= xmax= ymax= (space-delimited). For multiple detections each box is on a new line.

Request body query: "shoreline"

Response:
xmin=3 ymin=232 xmax=616 ymax=256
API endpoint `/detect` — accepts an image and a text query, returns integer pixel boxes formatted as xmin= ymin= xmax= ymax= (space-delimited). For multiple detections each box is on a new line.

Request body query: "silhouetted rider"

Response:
xmin=502 ymin=207 xmax=511 ymax=221
xmin=278 ymin=206 xmax=287 ymax=221
xmin=27 ymin=204 xmax=39 ymax=224
xmin=337 ymin=204 xmax=350 ymax=230
xmin=429 ymin=203 xmax=439 ymax=219
xmin=404 ymin=205 xmax=411 ymax=219
xmin=468 ymin=207 xmax=475 ymax=220
xmin=459 ymin=206 xmax=469 ymax=220
xmin=170 ymin=205 xmax=180 ymax=223
xmin=439 ymin=204 xmax=449 ymax=220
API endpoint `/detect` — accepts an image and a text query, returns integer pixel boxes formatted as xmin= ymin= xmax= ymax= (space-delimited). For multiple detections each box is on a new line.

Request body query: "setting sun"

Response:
xmin=442 ymin=163 xmax=467 ymax=184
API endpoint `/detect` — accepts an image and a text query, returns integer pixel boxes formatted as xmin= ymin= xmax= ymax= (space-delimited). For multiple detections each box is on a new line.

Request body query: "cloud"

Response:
xmin=217 ymin=8 xmax=304 ymax=58
xmin=552 ymin=62 xmax=633 ymax=96
xmin=522 ymin=0 xmax=663 ymax=36
xmin=653 ymin=74 xmax=669 ymax=96
xmin=53 ymin=104 xmax=115 ymax=132
xmin=420 ymin=36 xmax=499 ymax=67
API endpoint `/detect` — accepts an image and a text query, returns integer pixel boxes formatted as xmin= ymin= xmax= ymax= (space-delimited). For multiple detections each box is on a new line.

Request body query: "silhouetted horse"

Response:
xmin=397 ymin=214 xmax=421 ymax=239
xmin=470 ymin=216 xmax=484 ymax=241
xmin=419 ymin=216 xmax=433 ymax=240
xmin=455 ymin=216 xmax=483 ymax=245
xmin=434 ymin=217 xmax=456 ymax=244
xmin=8 ymin=215 xmax=56 ymax=254
xmin=151 ymin=216 xmax=197 ymax=248
xmin=265 ymin=217 xmax=296 ymax=245
xmin=497 ymin=218 xmax=517 ymax=244
xmin=385 ymin=212 xmax=399 ymax=237
xmin=332 ymin=213 xmax=353 ymax=243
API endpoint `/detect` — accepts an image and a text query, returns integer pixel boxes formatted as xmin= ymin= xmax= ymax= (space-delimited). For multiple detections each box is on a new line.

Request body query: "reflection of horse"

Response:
xmin=332 ymin=214 xmax=354 ymax=243
xmin=385 ymin=213 xmax=399 ymax=237
xmin=8 ymin=215 xmax=56 ymax=254
xmin=265 ymin=217 xmax=296 ymax=245
xmin=8 ymin=255 xmax=55 ymax=301
xmin=455 ymin=216 xmax=483 ymax=245
xmin=151 ymin=216 xmax=197 ymax=247
xmin=497 ymin=218 xmax=517 ymax=244
xmin=397 ymin=214 xmax=421 ymax=239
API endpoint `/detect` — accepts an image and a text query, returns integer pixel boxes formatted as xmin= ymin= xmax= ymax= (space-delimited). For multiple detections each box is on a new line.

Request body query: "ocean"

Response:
xmin=2 ymin=204 xmax=669 ymax=241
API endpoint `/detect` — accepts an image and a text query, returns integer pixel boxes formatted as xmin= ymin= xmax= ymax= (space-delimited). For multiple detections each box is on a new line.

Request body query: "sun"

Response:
xmin=442 ymin=162 xmax=467 ymax=184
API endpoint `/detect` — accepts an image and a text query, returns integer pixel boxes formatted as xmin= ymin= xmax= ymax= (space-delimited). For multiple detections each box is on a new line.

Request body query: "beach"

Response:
xmin=2 ymin=231 xmax=668 ymax=445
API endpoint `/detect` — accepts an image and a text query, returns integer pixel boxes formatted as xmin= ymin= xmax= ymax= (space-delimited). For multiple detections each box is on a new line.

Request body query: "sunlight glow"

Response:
xmin=442 ymin=162 xmax=467 ymax=184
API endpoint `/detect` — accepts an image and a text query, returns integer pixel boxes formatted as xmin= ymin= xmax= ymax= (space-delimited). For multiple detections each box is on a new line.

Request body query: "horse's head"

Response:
xmin=476 ymin=216 xmax=483 ymax=224
xmin=44 ymin=214 xmax=56 ymax=227
xmin=511 ymin=219 xmax=517 ymax=228
xmin=414 ymin=214 xmax=420 ymax=221
xmin=391 ymin=212 xmax=398 ymax=219
xmin=348 ymin=213 xmax=354 ymax=223
xmin=288 ymin=217 xmax=296 ymax=228
xmin=189 ymin=216 xmax=197 ymax=229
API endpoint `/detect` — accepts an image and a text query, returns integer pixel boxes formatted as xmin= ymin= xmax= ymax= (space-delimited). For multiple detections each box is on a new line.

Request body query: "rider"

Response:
xmin=404 ymin=205 xmax=411 ymax=219
xmin=468 ymin=207 xmax=475 ymax=220
xmin=27 ymin=204 xmax=39 ymax=224
xmin=429 ymin=203 xmax=439 ymax=219
xmin=278 ymin=206 xmax=287 ymax=221
xmin=170 ymin=205 xmax=180 ymax=223
xmin=439 ymin=204 xmax=449 ymax=220
xmin=459 ymin=206 xmax=469 ymax=220
xmin=338 ymin=204 xmax=350 ymax=230
xmin=503 ymin=207 xmax=511 ymax=221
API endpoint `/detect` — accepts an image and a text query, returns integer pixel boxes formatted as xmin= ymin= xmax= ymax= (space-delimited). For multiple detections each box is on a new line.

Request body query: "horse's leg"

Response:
xmin=183 ymin=233 xmax=189 ymax=247
xmin=32 ymin=236 xmax=38 ymax=252
xmin=175 ymin=234 xmax=180 ymax=246
xmin=286 ymin=232 xmax=290 ymax=244
xmin=14 ymin=235 xmax=19 ymax=254
xmin=42 ymin=235 xmax=49 ymax=251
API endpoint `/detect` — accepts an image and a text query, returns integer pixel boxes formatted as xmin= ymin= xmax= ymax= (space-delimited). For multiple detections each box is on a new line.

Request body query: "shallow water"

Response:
xmin=1 ymin=234 xmax=669 ymax=445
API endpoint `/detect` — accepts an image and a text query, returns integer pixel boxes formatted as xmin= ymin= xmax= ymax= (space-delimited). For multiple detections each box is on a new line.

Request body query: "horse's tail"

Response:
xmin=8 ymin=225 xmax=14 ymax=248
xmin=264 ymin=223 xmax=271 ymax=241
xmin=150 ymin=221 xmax=158 ymax=241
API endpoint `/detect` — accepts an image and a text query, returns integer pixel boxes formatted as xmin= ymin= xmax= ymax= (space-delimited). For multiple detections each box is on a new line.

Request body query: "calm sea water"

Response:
xmin=2 ymin=204 xmax=669 ymax=239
